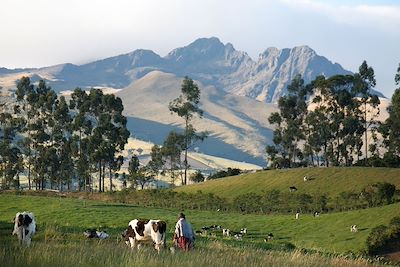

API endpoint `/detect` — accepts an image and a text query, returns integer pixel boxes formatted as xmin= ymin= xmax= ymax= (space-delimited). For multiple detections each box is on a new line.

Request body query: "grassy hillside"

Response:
xmin=1 ymin=193 xmax=399 ymax=256
xmin=175 ymin=167 xmax=400 ymax=200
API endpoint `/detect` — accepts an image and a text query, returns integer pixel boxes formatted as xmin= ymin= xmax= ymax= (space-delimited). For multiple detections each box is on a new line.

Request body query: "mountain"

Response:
xmin=117 ymin=71 xmax=276 ymax=165
xmin=0 ymin=38 xmax=386 ymax=165
xmin=0 ymin=37 xmax=366 ymax=103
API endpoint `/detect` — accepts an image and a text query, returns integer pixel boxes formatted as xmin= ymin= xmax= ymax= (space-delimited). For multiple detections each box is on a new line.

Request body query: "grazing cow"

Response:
xmin=240 ymin=228 xmax=247 ymax=235
xmin=124 ymin=219 xmax=167 ymax=252
xmin=12 ymin=212 xmax=36 ymax=246
xmin=313 ymin=211 xmax=320 ymax=217
xmin=350 ymin=225 xmax=358 ymax=232
xmin=233 ymin=233 xmax=243 ymax=240
xmin=295 ymin=212 xmax=300 ymax=219
xmin=222 ymin=228 xmax=230 ymax=237
xmin=84 ymin=229 xmax=109 ymax=239
xmin=264 ymin=233 xmax=274 ymax=242
xmin=289 ymin=186 xmax=298 ymax=192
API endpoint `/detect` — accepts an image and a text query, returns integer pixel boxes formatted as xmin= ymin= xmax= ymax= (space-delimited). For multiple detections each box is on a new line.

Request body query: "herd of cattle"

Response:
xmin=12 ymin=213 xmax=168 ymax=252
xmin=11 ymin=210 xmax=359 ymax=251
xmin=11 ymin=212 xmax=274 ymax=250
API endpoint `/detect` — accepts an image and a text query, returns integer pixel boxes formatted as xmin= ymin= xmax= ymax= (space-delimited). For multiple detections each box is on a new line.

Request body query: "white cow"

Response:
xmin=12 ymin=212 xmax=36 ymax=246
xmin=222 ymin=228 xmax=230 ymax=237
xmin=123 ymin=219 xmax=166 ymax=252
xmin=350 ymin=225 xmax=358 ymax=232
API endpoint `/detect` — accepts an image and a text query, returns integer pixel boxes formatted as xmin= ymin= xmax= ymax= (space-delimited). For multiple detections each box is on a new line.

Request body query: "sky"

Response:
xmin=0 ymin=0 xmax=399 ymax=97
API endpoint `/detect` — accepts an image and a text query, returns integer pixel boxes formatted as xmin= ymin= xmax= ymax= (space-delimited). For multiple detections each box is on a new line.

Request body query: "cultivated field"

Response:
xmin=0 ymin=194 xmax=398 ymax=266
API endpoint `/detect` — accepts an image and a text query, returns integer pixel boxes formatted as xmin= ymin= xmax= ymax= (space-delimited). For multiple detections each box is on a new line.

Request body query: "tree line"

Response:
xmin=0 ymin=76 xmax=206 ymax=191
xmin=0 ymin=77 xmax=130 ymax=191
xmin=266 ymin=61 xmax=400 ymax=168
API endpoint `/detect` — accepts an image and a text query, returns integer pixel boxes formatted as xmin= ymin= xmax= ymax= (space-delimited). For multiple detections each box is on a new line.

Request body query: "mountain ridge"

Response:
xmin=0 ymin=37 xmax=367 ymax=103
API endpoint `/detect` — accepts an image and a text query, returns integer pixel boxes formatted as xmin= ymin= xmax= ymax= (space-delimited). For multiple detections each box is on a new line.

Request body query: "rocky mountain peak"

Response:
xmin=1 ymin=37 xmax=368 ymax=103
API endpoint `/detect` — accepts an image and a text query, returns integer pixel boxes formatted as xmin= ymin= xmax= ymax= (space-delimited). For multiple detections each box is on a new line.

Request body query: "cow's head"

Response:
xmin=121 ymin=225 xmax=135 ymax=246
xmin=23 ymin=214 xmax=32 ymax=227
xmin=151 ymin=221 xmax=166 ymax=251
xmin=17 ymin=213 xmax=24 ymax=227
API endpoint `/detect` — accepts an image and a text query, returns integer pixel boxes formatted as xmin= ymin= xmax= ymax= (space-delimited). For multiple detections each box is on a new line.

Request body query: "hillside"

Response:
xmin=175 ymin=167 xmax=400 ymax=200
xmin=0 ymin=194 xmax=399 ymax=255
xmin=117 ymin=70 xmax=276 ymax=164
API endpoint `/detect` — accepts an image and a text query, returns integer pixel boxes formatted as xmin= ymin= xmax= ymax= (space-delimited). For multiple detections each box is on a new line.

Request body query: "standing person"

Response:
xmin=173 ymin=213 xmax=195 ymax=251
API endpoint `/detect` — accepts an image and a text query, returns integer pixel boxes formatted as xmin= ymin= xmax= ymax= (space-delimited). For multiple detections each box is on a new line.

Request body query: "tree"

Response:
xmin=266 ymin=75 xmax=310 ymax=168
xmin=0 ymin=108 xmax=24 ymax=189
xmin=69 ymin=88 xmax=93 ymax=191
xmin=14 ymin=77 xmax=36 ymax=189
xmin=169 ymin=77 xmax=207 ymax=184
xmin=353 ymin=61 xmax=380 ymax=165
xmin=162 ymin=131 xmax=184 ymax=185
xmin=127 ymin=154 xmax=154 ymax=190
xmin=147 ymin=144 xmax=165 ymax=177
xmin=190 ymin=170 xmax=205 ymax=183
xmin=84 ymin=89 xmax=129 ymax=192
xmin=381 ymin=63 xmax=400 ymax=163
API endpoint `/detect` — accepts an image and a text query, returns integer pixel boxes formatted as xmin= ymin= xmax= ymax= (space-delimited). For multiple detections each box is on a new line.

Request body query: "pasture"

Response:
xmin=175 ymin=167 xmax=400 ymax=200
xmin=0 ymin=194 xmax=398 ymax=266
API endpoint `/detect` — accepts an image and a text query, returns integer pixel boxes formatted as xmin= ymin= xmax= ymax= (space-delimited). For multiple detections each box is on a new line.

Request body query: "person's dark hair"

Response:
xmin=179 ymin=212 xmax=185 ymax=219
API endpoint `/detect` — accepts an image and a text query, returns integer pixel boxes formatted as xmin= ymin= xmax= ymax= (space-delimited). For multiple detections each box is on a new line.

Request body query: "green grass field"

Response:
xmin=0 ymin=193 xmax=399 ymax=263
xmin=175 ymin=167 xmax=400 ymax=200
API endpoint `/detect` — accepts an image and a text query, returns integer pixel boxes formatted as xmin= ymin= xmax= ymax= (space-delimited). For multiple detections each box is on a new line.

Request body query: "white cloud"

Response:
xmin=280 ymin=0 xmax=400 ymax=33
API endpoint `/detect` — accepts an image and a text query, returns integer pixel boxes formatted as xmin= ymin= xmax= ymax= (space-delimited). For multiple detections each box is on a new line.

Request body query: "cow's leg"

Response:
xmin=128 ymin=237 xmax=136 ymax=249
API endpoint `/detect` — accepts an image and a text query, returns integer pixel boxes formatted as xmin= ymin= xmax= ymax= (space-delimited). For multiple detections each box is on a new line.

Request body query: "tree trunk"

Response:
xmin=99 ymin=164 xmax=101 ymax=192
xmin=184 ymin=117 xmax=189 ymax=185
xmin=109 ymin=165 xmax=113 ymax=192
xmin=28 ymin=163 xmax=31 ymax=190
xmin=364 ymin=102 xmax=368 ymax=166
xmin=102 ymin=163 xmax=106 ymax=192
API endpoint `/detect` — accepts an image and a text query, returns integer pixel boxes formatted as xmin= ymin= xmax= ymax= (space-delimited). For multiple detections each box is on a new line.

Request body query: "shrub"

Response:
xmin=208 ymin=168 xmax=241 ymax=180
xmin=366 ymin=216 xmax=400 ymax=255
xmin=366 ymin=225 xmax=389 ymax=255
xmin=190 ymin=171 xmax=205 ymax=183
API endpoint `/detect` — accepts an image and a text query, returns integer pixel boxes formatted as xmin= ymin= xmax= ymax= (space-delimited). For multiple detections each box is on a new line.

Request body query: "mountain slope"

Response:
xmin=117 ymin=70 xmax=276 ymax=165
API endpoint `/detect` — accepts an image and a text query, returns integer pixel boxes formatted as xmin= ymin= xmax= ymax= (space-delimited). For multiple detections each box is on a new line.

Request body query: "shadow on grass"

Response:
xmin=89 ymin=203 xmax=138 ymax=208
xmin=0 ymin=220 xmax=15 ymax=247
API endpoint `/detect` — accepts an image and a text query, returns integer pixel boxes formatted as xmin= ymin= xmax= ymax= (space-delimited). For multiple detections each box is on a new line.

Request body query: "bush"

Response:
xmin=366 ymin=225 xmax=389 ymax=255
xmin=190 ymin=171 xmax=205 ymax=183
xmin=208 ymin=168 xmax=241 ymax=180
xmin=366 ymin=217 xmax=400 ymax=255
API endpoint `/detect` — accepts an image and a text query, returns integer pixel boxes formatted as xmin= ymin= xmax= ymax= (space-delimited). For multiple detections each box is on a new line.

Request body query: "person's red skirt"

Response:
xmin=177 ymin=236 xmax=193 ymax=251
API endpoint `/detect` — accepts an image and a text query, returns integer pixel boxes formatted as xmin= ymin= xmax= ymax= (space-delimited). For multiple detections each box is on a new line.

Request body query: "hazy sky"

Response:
xmin=0 ymin=0 xmax=399 ymax=97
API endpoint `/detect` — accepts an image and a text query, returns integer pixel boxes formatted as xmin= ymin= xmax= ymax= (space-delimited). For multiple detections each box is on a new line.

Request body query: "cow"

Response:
xmin=123 ymin=219 xmax=166 ymax=252
xmin=264 ymin=233 xmax=274 ymax=242
xmin=12 ymin=212 xmax=36 ymax=246
xmin=233 ymin=233 xmax=243 ymax=240
xmin=222 ymin=228 xmax=230 ymax=237
xmin=295 ymin=212 xmax=300 ymax=219
xmin=289 ymin=186 xmax=298 ymax=192
xmin=350 ymin=225 xmax=358 ymax=232
xmin=240 ymin=228 xmax=247 ymax=234
xmin=303 ymin=176 xmax=308 ymax=182
xmin=84 ymin=229 xmax=109 ymax=239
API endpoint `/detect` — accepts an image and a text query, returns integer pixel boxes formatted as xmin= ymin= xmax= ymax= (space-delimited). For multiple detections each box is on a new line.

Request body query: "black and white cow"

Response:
xmin=122 ymin=219 xmax=166 ymax=252
xmin=12 ymin=212 xmax=36 ymax=246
